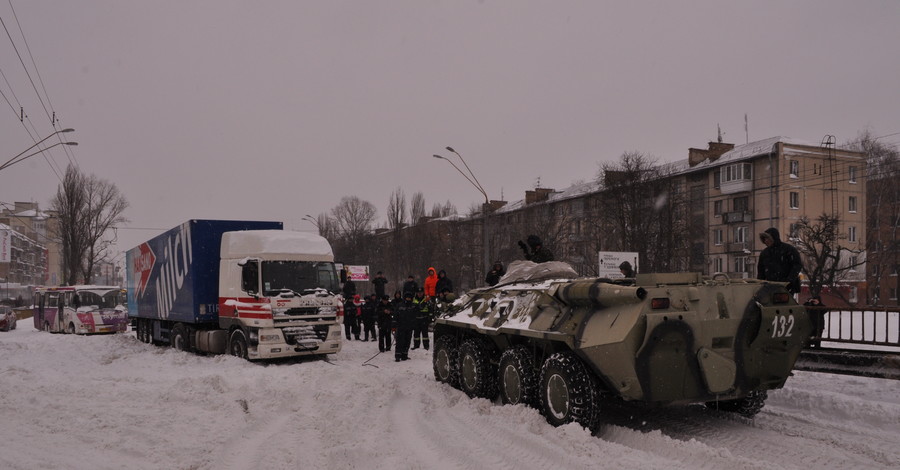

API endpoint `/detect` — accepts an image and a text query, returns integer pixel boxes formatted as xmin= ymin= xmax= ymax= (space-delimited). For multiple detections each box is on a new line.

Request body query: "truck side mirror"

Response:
xmin=241 ymin=261 xmax=259 ymax=297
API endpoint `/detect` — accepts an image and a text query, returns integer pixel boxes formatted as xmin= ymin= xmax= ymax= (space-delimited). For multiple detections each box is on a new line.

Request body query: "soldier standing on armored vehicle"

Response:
xmin=757 ymin=227 xmax=803 ymax=294
xmin=518 ymin=235 xmax=553 ymax=263
xmin=485 ymin=261 xmax=505 ymax=286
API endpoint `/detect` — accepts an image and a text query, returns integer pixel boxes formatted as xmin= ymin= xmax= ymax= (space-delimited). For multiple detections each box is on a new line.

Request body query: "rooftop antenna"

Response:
xmin=717 ymin=124 xmax=723 ymax=143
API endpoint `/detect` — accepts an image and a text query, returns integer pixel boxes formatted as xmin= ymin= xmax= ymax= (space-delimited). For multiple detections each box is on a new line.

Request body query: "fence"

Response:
xmin=807 ymin=306 xmax=900 ymax=348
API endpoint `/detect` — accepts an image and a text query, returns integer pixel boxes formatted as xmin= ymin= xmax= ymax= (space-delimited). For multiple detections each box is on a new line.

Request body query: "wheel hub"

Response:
xmin=546 ymin=373 xmax=570 ymax=420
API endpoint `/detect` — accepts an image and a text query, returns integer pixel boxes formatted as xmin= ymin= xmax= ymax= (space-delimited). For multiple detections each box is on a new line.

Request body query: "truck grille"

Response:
xmin=273 ymin=307 xmax=337 ymax=324
xmin=281 ymin=324 xmax=330 ymax=345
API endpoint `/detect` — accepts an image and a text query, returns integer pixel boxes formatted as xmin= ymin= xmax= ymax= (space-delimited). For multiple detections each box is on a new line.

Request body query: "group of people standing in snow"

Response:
xmin=342 ymin=267 xmax=456 ymax=362
xmin=340 ymin=234 xmax=559 ymax=362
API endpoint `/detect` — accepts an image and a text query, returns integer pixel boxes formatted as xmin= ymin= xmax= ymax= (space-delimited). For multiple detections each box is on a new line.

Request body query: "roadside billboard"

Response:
xmin=598 ymin=251 xmax=639 ymax=278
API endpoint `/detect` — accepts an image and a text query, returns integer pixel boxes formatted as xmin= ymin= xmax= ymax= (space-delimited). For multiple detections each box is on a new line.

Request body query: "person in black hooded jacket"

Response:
xmin=757 ymin=227 xmax=803 ymax=294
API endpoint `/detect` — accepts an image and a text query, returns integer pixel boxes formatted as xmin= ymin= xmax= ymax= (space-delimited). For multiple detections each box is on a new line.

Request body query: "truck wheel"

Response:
xmin=457 ymin=338 xmax=497 ymax=399
xmin=171 ymin=324 xmax=189 ymax=351
xmin=539 ymin=352 xmax=600 ymax=431
xmin=499 ymin=346 xmax=537 ymax=407
xmin=433 ymin=335 xmax=460 ymax=388
xmin=229 ymin=330 xmax=249 ymax=359
xmin=67 ymin=322 xmax=76 ymax=334
xmin=706 ymin=390 xmax=768 ymax=418
xmin=137 ymin=319 xmax=147 ymax=343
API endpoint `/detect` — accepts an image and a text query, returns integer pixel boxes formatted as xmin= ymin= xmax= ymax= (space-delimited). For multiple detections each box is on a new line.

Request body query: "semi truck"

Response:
xmin=126 ymin=219 xmax=343 ymax=360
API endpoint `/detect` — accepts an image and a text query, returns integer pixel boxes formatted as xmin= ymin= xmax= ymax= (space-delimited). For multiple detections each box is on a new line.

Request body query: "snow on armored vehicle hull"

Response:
xmin=432 ymin=261 xmax=811 ymax=431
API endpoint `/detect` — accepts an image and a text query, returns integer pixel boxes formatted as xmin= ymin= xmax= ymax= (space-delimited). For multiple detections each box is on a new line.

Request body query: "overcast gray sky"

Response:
xmin=1 ymin=1 xmax=898 ymax=257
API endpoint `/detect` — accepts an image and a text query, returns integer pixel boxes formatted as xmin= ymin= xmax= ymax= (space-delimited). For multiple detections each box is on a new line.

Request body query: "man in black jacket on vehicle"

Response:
xmin=757 ymin=227 xmax=803 ymax=294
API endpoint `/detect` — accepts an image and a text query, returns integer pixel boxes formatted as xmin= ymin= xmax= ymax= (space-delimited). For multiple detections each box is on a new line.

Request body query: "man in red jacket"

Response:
xmin=423 ymin=267 xmax=438 ymax=298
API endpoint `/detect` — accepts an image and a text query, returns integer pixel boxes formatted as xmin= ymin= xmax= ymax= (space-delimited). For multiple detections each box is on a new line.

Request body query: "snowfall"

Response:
xmin=1 ymin=324 xmax=898 ymax=470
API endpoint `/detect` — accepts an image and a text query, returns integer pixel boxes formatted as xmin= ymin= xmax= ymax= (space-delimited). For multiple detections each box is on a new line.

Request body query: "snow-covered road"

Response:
xmin=1 ymin=326 xmax=897 ymax=470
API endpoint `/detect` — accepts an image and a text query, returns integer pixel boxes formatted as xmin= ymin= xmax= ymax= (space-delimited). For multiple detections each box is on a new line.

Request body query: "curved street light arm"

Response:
xmin=0 ymin=141 xmax=78 ymax=172
xmin=1 ymin=128 xmax=74 ymax=170
xmin=433 ymin=154 xmax=485 ymax=202
xmin=446 ymin=146 xmax=488 ymax=203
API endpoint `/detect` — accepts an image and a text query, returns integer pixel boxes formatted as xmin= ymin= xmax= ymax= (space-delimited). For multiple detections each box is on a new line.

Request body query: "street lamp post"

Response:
xmin=432 ymin=147 xmax=491 ymax=282
xmin=1 ymin=128 xmax=75 ymax=171
xmin=303 ymin=214 xmax=321 ymax=234
xmin=0 ymin=141 xmax=78 ymax=172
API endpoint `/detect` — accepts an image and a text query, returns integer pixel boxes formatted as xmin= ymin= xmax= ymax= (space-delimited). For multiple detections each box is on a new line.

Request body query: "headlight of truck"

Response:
xmin=272 ymin=307 xmax=288 ymax=315
xmin=259 ymin=333 xmax=282 ymax=342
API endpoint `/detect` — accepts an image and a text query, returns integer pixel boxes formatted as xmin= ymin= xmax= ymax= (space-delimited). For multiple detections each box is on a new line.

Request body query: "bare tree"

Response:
xmin=51 ymin=165 xmax=129 ymax=285
xmin=793 ymin=214 xmax=865 ymax=301
xmin=330 ymin=196 xmax=377 ymax=241
xmin=431 ymin=200 xmax=457 ymax=218
xmin=410 ymin=191 xmax=426 ymax=225
xmin=386 ymin=187 xmax=407 ymax=230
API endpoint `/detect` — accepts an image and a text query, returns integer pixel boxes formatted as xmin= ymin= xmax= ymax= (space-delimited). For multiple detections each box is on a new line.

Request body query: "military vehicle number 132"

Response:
xmin=771 ymin=313 xmax=795 ymax=338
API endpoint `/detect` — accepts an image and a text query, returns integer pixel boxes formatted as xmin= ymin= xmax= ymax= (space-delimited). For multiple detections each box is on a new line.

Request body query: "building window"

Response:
xmin=849 ymin=256 xmax=858 ymax=271
xmin=714 ymin=200 xmax=723 ymax=216
xmin=848 ymin=226 xmax=857 ymax=242
xmin=713 ymin=169 xmax=721 ymax=189
xmin=849 ymin=196 xmax=857 ymax=213
xmin=735 ymin=257 xmax=746 ymax=273
xmin=723 ymin=163 xmax=752 ymax=183
xmin=734 ymin=226 xmax=748 ymax=243
xmin=790 ymin=192 xmax=799 ymax=209
xmin=789 ymin=223 xmax=801 ymax=239
xmin=849 ymin=287 xmax=858 ymax=304
xmin=733 ymin=196 xmax=749 ymax=212
xmin=714 ymin=257 xmax=723 ymax=273
xmin=849 ymin=166 xmax=857 ymax=184
xmin=890 ymin=288 xmax=898 ymax=301
xmin=790 ymin=160 xmax=799 ymax=178
xmin=714 ymin=229 xmax=723 ymax=245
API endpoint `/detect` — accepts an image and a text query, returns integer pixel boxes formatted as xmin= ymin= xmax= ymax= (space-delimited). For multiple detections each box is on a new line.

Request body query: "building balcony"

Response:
xmin=723 ymin=211 xmax=751 ymax=224
xmin=727 ymin=242 xmax=751 ymax=253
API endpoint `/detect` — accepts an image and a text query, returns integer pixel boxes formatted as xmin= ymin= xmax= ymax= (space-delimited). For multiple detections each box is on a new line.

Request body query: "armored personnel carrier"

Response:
xmin=432 ymin=261 xmax=811 ymax=431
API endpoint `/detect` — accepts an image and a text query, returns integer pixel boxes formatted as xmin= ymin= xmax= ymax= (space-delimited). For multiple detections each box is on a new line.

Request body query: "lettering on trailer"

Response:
xmin=154 ymin=223 xmax=193 ymax=318
xmin=133 ymin=242 xmax=157 ymax=299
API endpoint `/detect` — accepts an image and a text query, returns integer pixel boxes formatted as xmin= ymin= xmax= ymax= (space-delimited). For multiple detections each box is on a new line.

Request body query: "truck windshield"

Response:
xmin=261 ymin=261 xmax=339 ymax=295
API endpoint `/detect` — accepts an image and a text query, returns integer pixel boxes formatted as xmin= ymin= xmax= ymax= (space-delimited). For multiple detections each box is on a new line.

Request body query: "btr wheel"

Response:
xmin=229 ymin=329 xmax=249 ymax=359
xmin=433 ymin=335 xmax=460 ymax=388
xmin=539 ymin=352 xmax=600 ymax=431
xmin=171 ymin=323 xmax=189 ymax=351
xmin=706 ymin=390 xmax=768 ymax=418
xmin=457 ymin=338 xmax=497 ymax=399
xmin=499 ymin=346 xmax=537 ymax=407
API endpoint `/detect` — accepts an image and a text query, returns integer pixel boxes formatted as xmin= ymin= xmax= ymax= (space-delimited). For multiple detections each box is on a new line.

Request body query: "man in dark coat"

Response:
xmin=342 ymin=297 xmax=358 ymax=340
xmin=518 ymin=235 xmax=554 ymax=263
xmin=435 ymin=269 xmax=453 ymax=296
xmin=757 ymin=227 xmax=803 ymax=294
xmin=485 ymin=261 xmax=505 ymax=286
xmin=402 ymin=275 xmax=418 ymax=298
xmin=376 ymin=295 xmax=393 ymax=352
xmin=371 ymin=271 xmax=388 ymax=299
xmin=393 ymin=292 xmax=417 ymax=361
xmin=361 ymin=293 xmax=378 ymax=341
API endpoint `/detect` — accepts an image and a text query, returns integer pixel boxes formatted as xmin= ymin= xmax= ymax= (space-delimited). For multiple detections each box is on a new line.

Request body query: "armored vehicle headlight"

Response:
xmin=772 ymin=292 xmax=790 ymax=304
xmin=650 ymin=298 xmax=670 ymax=309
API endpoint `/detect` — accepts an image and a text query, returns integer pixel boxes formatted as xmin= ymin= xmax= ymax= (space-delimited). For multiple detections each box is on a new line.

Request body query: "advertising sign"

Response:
xmin=0 ymin=230 xmax=10 ymax=263
xmin=345 ymin=265 xmax=370 ymax=281
xmin=598 ymin=251 xmax=639 ymax=279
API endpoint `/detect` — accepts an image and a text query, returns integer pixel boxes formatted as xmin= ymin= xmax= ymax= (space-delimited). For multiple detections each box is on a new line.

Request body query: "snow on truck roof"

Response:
xmin=220 ymin=230 xmax=334 ymax=262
